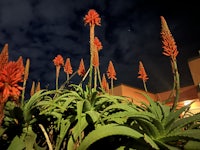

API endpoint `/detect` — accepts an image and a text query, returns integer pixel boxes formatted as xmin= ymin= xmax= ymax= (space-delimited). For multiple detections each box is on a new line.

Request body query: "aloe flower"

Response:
xmin=94 ymin=37 xmax=103 ymax=51
xmin=78 ymin=58 xmax=86 ymax=77
xmin=138 ymin=61 xmax=148 ymax=92
xmin=92 ymin=37 xmax=102 ymax=68
xmin=30 ymin=81 xmax=35 ymax=97
xmin=84 ymin=9 xmax=101 ymax=89
xmin=0 ymin=44 xmax=22 ymax=125
xmin=92 ymin=48 xmax=99 ymax=68
xmin=0 ymin=43 xmax=8 ymax=70
xmin=138 ymin=61 xmax=148 ymax=82
xmin=0 ymin=56 xmax=24 ymax=125
xmin=21 ymin=58 xmax=30 ymax=106
xmin=64 ymin=58 xmax=73 ymax=74
xmin=107 ymin=61 xmax=116 ymax=94
xmin=101 ymin=73 xmax=109 ymax=92
xmin=160 ymin=16 xmax=179 ymax=60
xmin=64 ymin=58 xmax=73 ymax=81
xmin=53 ymin=54 xmax=64 ymax=66
xmin=0 ymin=56 xmax=24 ymax=103
xmin=35 ymin=81 xmax=41 ymax=92
xmin=30 ymin=81 xmax=41 ymax=97
xmin=83 ymin=9 xmax=101 ymax=26
xmin=160 ymin=16 xmax=180 ymax=110
xmin=107 ymin=61 xmax=117 ymax=80
xmin=53 ymin=54 xmax=64 ymax=90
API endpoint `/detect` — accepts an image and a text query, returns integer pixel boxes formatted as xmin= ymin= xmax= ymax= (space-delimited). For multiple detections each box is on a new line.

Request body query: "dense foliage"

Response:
xmin=0 ymin=9 xmax=200 ymax=150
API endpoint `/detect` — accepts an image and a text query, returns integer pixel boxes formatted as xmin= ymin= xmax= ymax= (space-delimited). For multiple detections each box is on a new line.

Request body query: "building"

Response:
xmin=111 ymin=56 xmax=200 ymax=114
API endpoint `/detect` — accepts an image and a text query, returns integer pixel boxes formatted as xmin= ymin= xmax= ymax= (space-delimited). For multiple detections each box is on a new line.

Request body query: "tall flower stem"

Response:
xmin=21 ymin=58 xmax=30 ymax=107
xmin=160 ymin=16 xmax=180 ymax=111
xmin=88 ymin=24 xmax=95 ymax=91
xmin=0 ymin=102 xmax=5 ymax=125
xmin=111 ymin=78 xmax=114 ymax=95
xmin=79 ymin=68 xmax=90 ymax=86
xmin=53 ymin=54 xmax=64 ymax=90
xmin=59 ymin=71 xmax=78 ymax=89
xmin=39 ymin=124 xmax=53 ymax=150
xmin=94 ymin=67 xmax=97 ymax=89
xmin=55 ymin=66 xmax=60 ymax=90
xmin=143 ymin=80 xmax=148 ymax=93
xmin=97 ymin=67 xmax=102 ymax=88
xmin=171 ymin=59 xmax=180 ymax=111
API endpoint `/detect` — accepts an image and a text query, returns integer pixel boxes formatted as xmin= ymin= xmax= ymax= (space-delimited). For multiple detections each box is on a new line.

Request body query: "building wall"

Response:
xmin=112 ymin=84 xmax=157 ymax=105
xmin=110 ymin=55 xmax=200 ymax=114
xmin=188 ymin=56 xmax=200 ymax=98
xmin=188 ymin=56 xmax=200 ymax=85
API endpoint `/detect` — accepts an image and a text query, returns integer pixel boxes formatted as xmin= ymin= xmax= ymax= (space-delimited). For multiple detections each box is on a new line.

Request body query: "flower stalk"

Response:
xmin=107 ymin=61 xmax=117 ymax=95
xmin=160 ymin=16 xmax=180 ymax=111
xmin=138 ymin=61 xmax=148 ymax=92
xmin=84 ymin=9 xmax=101 ymax=92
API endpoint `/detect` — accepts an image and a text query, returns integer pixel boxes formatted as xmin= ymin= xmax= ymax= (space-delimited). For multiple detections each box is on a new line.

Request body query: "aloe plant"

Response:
xmin=1 ymin=9 xmax=200 ymax=150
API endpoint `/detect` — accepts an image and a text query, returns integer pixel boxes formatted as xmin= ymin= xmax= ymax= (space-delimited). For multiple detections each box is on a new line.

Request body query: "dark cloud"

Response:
xmin=0 ymin=0 xmax=199 ymax=93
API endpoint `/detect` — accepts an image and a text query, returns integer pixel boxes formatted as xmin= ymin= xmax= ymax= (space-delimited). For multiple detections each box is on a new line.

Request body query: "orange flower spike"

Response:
xmin=101 ymin=73 xmax=109 ymax=92
xmin=53 ymin=54 xmax=64 ymax=67
xmin=64 ymin=58 xmax=73 ymax=75
xmin=107 ymin=61 xmax=117 ymax=80
xmin=30 ymin=81 xmax=35 ymax=97
xmin=94 ymin=37 xmax=103 ymax=51
xmin=92 ymin=49 xmax=99 ymax=68
xmin=78 ymin=59 xmax=86 ymax=77
xmin=84 ymin=9 xmax=101 ymax=26
xmin=0 ymin=43 xmax=9 ymax=70
xmin=0 ymin=58 xmax=24 ymax=102
xmin=35 ymin=81 xmax=41 ymax=92
xmin=53 ymin=54 xmax=64 ymax=90
xmin=160 ymin=16 xmax=179 ymax=60
xmin=24 ymin=58 xmax=30 ymax=81
xmin=138 ymin=61 xmax=149 ymax=82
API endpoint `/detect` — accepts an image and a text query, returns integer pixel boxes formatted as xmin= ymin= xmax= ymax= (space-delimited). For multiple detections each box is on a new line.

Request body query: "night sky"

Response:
xmin=0 ymin=0 xmax=199 ymax=93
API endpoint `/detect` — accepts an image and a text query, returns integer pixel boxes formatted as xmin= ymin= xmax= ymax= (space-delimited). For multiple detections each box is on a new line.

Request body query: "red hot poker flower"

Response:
xmin=101 ymin=73 xmax=109 ymax=92
xmin=138 ymin=61 xmax=148 ymax=82
xmin=160 ymin=16 xmax=179 ymax=60
xmin=92 ymin=49 xmax=99 ymax=68
xmin=64 ymin=58 xmax=73 ymax=75
xmin=0 ymin=56 xmax=24 ymax=103
xmin=53 ymin=54 xmax=64 ymax=67
xmin=0 ymin=43 xmax=9 ymax=70
xmin=78 ymin=59 xmax=86 ymax=77
xmin=94 ymin=37 xmax=103 ymax=51
xmin=84 ymin=9 xmax=101 ymax=26
xmin=107 ymin=61 xmax=117 ymax=80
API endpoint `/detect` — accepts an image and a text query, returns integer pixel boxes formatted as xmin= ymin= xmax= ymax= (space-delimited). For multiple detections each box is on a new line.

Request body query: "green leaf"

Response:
xmin=154 ymin=140 xmax=180 ymax=150
xmin=102 ymin=109 xmax=155 ymax=122
xmin=140 ymin=92 xmax=164 ymax=121
xmin=77 ymin=101 xmax=84 ymax=142
xmin=8 ymin=135 xmax=25 ymax=150
xmin=137 ymin=118 xmax=160 ymax=138
xmin=160 ymin=129 xmax=200 ymax=143
xmin=77 ymin=124 xmax=143 ymax=150
xmin=101 ymin=103 xmax=138 ymax=114
xmin=67 ymin=117 xmax=88 ymax=150
xmin=184 ymin=140 xmax=200 ymax=150
xmin=86 ymin=110 xmax=100 ymax=124
xmin=164 ymin=104 xmax=192 ymax=129
xmin=83 ymin=99 xmax=91 ymax=112
xmin=0 ymin=127 xmax=6 ymax=136
xmin=169 ymin=113 xmax=200 ymax=133
xmin=23 ymin=126 xmax=37 ymax=150
xmin=55 ymin=119 xmax=71 ymax=150
xmin=144 ymin=133 xmax=159 ymax=149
